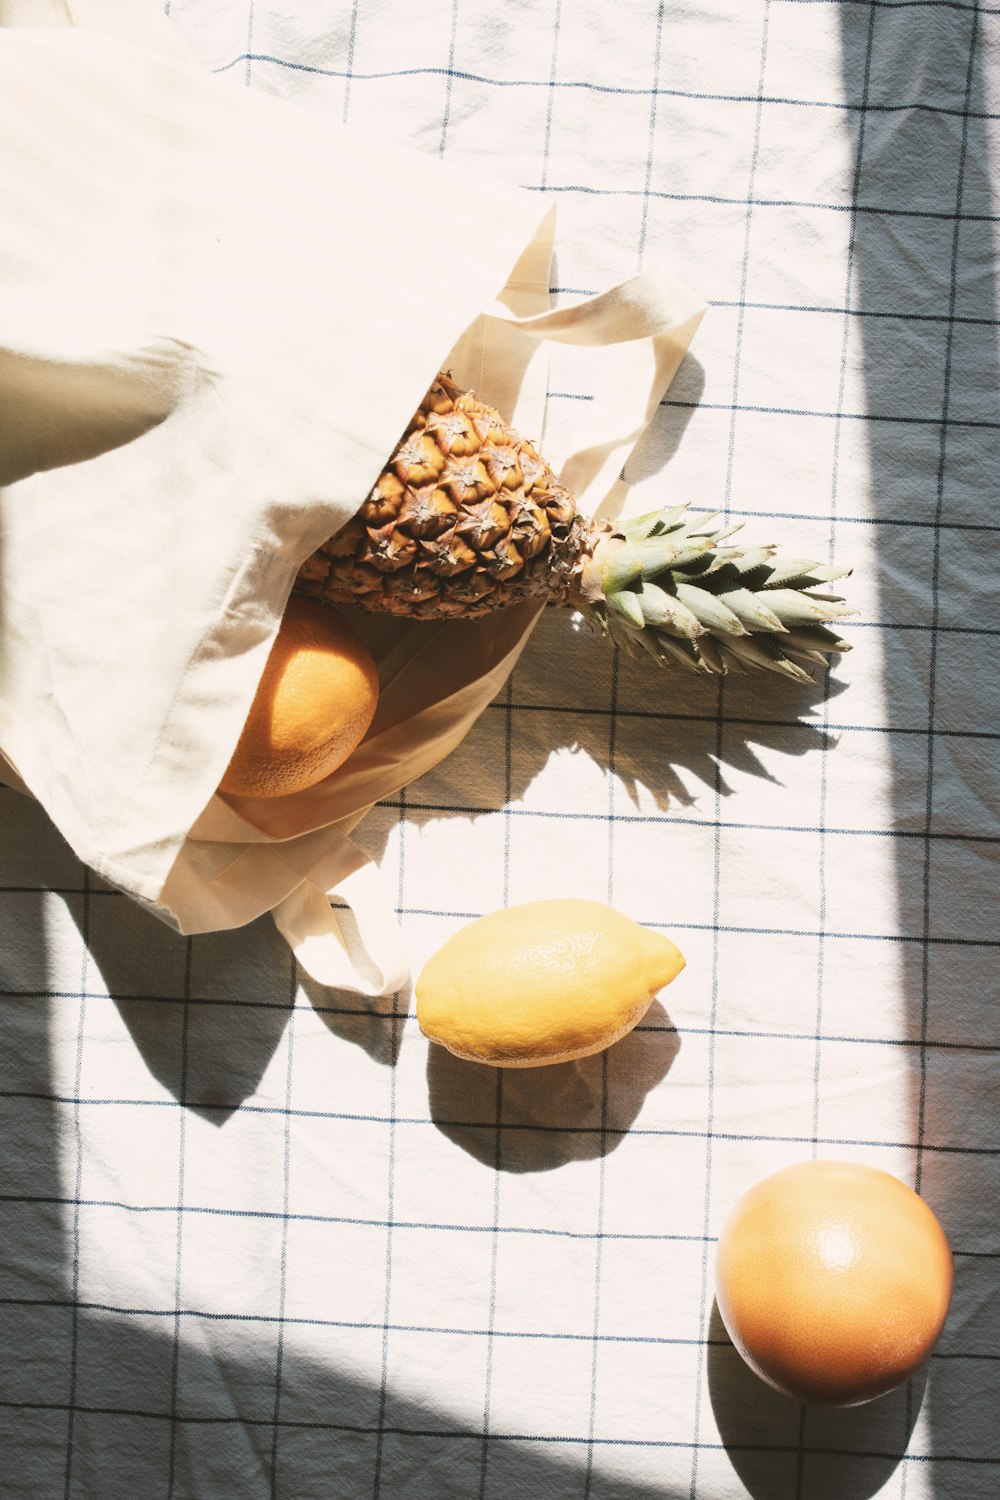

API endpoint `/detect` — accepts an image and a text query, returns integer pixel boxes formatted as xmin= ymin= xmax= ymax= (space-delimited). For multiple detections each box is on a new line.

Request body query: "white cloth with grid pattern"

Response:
xmin=1 ymin=2 xmax=998 ymax=1499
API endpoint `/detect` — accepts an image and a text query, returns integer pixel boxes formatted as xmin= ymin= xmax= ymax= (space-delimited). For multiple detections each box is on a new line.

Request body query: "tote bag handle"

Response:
xmin=275 ymin=266 xmax=705 ymax=993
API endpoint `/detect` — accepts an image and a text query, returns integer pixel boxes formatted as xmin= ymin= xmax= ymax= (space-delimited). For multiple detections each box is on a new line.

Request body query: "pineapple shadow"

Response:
xmin=706 ymin=1300 xmax=924 ymax=1500
xmin=426 ymin=999 xmax=680 ymax=1172
xmin=357 ymin=608 xmax=852 ymax=861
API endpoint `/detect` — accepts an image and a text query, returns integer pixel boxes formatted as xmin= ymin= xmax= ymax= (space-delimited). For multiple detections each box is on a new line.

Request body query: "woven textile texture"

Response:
xmin=2 ymin=2 xmax=998 ymax=1497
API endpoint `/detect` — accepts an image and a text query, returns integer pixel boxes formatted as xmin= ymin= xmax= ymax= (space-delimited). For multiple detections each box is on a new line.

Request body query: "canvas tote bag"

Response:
xmin=0 ymin=0 xmax=705 ymax=994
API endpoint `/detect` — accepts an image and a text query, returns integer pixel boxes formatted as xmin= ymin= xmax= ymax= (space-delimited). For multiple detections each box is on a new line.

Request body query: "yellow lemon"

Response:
xmin=716 ymin=1160 xmax=953 ymax=1407
xmin=415 ymin=898 xmax=685 ymax=1067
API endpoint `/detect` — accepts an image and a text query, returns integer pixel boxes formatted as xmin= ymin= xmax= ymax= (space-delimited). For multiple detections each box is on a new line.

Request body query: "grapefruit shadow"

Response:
xmin=707 ymin=1298 xmax=925 ymax=1500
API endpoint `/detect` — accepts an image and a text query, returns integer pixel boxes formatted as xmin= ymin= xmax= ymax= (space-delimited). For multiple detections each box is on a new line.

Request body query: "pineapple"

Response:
xmin=295 ymin=373 xmax=854 ymax=682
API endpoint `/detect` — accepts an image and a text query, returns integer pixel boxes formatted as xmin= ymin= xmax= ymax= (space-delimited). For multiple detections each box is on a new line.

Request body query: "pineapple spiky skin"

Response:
xmin=297 ymin=373 xmax=591 ymax=620
xmin=295 ymin=374 xmax=855 ymax=681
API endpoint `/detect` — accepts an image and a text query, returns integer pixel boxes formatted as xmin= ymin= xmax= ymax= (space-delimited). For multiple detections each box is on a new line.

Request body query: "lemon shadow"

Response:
xmin=707 ymin=1299 xmax=925 ymax=1500
xmin=427 ymin=999 xmax=680 ymax=1172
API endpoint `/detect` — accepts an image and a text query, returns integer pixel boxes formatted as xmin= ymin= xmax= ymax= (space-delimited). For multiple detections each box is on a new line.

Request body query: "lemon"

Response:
xmin=415 ymin=898 xmax=685 ymax=1067
xmin=715 ymin=1160 xmax=953 ymax=1406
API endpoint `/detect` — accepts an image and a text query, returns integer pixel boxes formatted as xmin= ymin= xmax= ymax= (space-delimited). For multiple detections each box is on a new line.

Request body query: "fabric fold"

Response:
xmin=0 ymin=5 xmax=705 ymax=994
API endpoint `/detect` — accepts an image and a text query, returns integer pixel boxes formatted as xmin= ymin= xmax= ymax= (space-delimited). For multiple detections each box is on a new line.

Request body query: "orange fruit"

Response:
xmin=415 ymin=898 xmax=685 ymax=1067
xmin=715 ymin=1159 xmax=953 ymax=1407
xmin=219 ymin=595 xmax=379 ymax=798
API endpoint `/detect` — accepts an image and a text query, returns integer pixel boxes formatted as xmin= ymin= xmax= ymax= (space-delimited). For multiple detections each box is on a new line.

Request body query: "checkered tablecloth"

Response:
xmin=2 ymin=2 xmax=998 ymax=1497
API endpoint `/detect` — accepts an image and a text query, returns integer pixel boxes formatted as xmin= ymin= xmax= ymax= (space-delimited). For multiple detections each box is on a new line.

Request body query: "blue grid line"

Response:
xmin=206 ymin=53 xmax=1000 ymax=120
xmin=478 ymin=1071 xmax=502 ymax=1498
xmin=2 ymin=810 xmax=998 ymax=861
xmin=386 ymin=805 xmax=1000 ymax=837
xmin=403 ymin=922 xmax=999 ymax=947
xmin=61 ymin=864 xmax=91 ymax=1500
xmin=436 ymin=0 xmax=460 ymax=157
xmin=583 ymin=449 xmax=635 ymax=1487
xmin=504 ymin=479 xmax=1000 ymax=532
xmin=663 ymin=398 xmax=1000 ymax=430
xmin=9 ymin=1094 xmax=1000 ymax=1143
xmin=341 ymin=1 xmax=360 ymax=123
xmin=476 ymin=675 xmax=521 ymax=1495
xmin=810 ymin=2 xmax=877 ymax=1267
xmin=552 ymin=295 xmax=1000 ymax=327
xmin=0 ymin=1299 xmax=725 ymax=1346
xmin=2 ymin=1203 xmax=996 ymax=1252
xmin=4 ymin=1396 xmax=996 ymax=1461
xmin=537 ymin=0 xmax=563 ymax=194
xmin=583 ymin=1052 xmax=610 ymax=1500
xmin=372 ymin=781 xmax=409 ymax=1495
xmin=0 ymin=1288 xmax=991 ymax=1370
xmin=524 ymin=183 xmax=1000 ymax=224
xmin=244 ymin=0 xmax=256 ymax=89
xmin=707 ymin=297 xmax=1000 ymax=326
xmin=165 ymin=938 xmax=193 ymax=1499
xmin=691 ymin=7 xmax=772 ymax=1487
xmin=2 ymin=1293 xmax=998 ymax=1342
xmin=0 ymin=1204 xmax=716 ymax=1242
xmin=783 ymin=0 xmax=998 ymax=12
xmin=267 ymin=955 xmax=298 ymax=1498
xmin=4 ymin=1015 xmax=996 ymax=1054
xmin=635 ymin=0 xmax=667 ymax=271
xmin=2 ymin=814 xmax=998 ymax=857
xmin=372 ymin=951 xmax=402 ymax=1497
xmin=914 ymin=0 xmax=983 ymax=1214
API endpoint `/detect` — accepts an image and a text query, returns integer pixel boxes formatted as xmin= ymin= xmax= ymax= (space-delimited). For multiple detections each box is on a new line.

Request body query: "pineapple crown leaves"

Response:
xmin=578 ymin=504 xmax=856 ymax=681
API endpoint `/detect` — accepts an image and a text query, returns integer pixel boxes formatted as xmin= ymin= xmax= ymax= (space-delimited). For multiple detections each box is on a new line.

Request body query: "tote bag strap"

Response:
xmin=278 ymin=266 xmax=705 ymax=994
xmin=270 ymin=831 xmax=410 ymax=997
xmin=488 ymin=263 xmax=706 ymax=515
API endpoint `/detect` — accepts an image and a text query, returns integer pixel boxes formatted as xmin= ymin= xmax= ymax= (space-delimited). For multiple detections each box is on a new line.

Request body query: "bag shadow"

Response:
xmin=65 ymin=879 xmax=298 ymax=1124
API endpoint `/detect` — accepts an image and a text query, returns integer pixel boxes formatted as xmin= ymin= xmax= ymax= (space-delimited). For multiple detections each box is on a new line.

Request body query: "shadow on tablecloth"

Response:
xmin=837 ymin=6 xmax=1000 ymax=1499
xmin=427 ymin=1001 xmax=681 ymax=1173
xmin=0 ymin=869 xmax=679 ymax=1499
xmin=708 ymin=1301 xmax=924 ymax=1500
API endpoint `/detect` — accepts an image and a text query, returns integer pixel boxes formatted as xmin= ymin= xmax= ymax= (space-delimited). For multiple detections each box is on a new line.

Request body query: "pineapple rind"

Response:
xmin=295 ymin=374 xmax=855 ymax=678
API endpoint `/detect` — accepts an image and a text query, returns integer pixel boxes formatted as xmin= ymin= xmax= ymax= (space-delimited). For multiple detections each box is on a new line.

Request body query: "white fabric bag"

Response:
xmin=0 ymin=1 xmax=705 ymax=994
